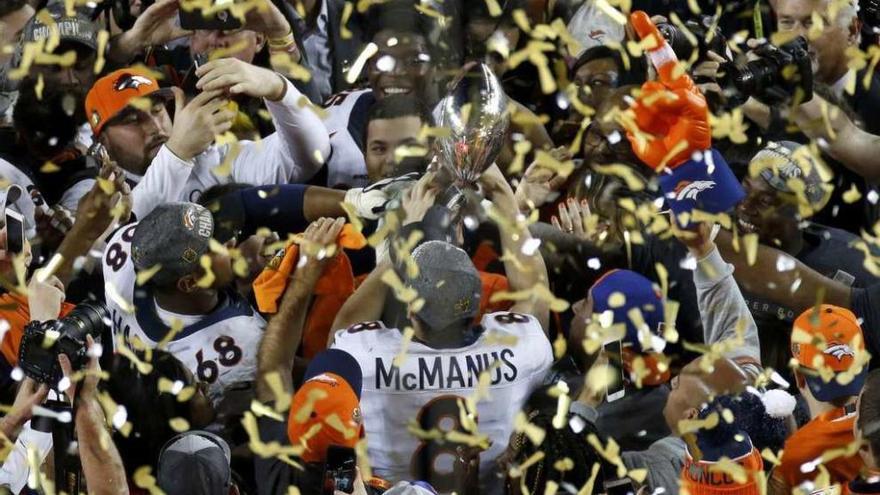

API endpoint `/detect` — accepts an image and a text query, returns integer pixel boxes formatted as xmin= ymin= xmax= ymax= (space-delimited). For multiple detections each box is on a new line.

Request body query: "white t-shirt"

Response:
xmin=331 ymin=311 xmax=553 ymax=491
xmin=103 ymin=223 xmax=266 ymax=404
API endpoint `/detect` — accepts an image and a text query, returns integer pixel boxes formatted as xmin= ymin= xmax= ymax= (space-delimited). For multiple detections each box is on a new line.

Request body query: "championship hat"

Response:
xmin=791 ymin=305 xmax=870 ymax=402
xmin=20 ymin=2 xmax=98 ymax=51
xmin=85 ymin=67 xmax=173 ymax=135
xmin=751 ymin=141 xmax=830 ymax=214
xmin=131 ymin=203 xmax=214 ymax=286
xmin=157 ymin=430 xmax=232 ymax=495
xmin=406 ymin=241 xmax=481 ymax=331
xmin=288 ymin=349 xmax=364 ymax=463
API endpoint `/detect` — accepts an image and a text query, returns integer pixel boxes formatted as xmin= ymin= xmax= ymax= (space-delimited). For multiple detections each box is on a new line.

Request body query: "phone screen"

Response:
xmin=603 ymin=340 xmax=625 ymax=402
xmin=5 ymin=209 xmax=24 ymax=255
xmin=323 ymin=446 xmax=357 ymax=495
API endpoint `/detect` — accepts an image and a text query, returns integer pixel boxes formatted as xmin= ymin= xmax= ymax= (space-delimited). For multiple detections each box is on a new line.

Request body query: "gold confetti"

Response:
xmin=340 ymin=2 xmax=354 ymax=40
xmin=133 ymin=466 xmax=164 ymax=495
xmin=842 ymin=183 xmax=862 ymax=204
xmin=169 ymin=417 xmax=190 ymax=432
xmin=393 ymin=326 xmax=415 ymax=367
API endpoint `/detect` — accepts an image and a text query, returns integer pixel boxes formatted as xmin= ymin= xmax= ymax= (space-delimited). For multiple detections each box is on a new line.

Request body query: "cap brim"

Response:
xmin=806 ymin=369 xmax=867 ymax=402
xmin=100 ymin=88 xmax=176 ymax=132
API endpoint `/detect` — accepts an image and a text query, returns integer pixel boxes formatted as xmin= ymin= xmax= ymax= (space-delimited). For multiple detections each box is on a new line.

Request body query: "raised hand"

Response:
xmin=196 ymin=58 xmax=287 ymax=101
xmin=27 ymin=274 xmax=65 ymax=323
xmin=73 ymin=157 xmax=132 ymax=240
xmin=514 ymin=147 xmax=570 ymax=212
xmin=165 ymin=88 xmax=234 ymax=161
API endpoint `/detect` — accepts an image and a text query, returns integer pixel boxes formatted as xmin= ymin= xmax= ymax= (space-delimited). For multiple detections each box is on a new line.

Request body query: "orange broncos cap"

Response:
xmin=288 ymin=349 xmax=364 ymax=463
xmin=791 ymin=305 xmax=870 ymax=401
xmin=85 ymin=68 xmax=173 ymax=135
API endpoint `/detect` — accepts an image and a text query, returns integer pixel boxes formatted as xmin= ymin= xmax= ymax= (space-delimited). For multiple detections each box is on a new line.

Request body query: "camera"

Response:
xmin=19 ymin=302 xmax=108 ymax=385
xmin=657 ymin=16 xmax=729 ymax=62
xmin=719 ymin=36 xmax=813 ymax=107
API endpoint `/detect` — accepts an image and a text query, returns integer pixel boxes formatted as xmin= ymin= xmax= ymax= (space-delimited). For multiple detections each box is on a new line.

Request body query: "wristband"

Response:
xmin=267 ymin=29 xmax=294 ymax=48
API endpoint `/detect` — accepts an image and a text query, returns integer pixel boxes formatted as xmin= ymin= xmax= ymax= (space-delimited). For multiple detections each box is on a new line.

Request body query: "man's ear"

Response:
xmin=684 ymin=407 xmax=699 ymax=420
xmin=255 ymin=32 xmax=266 ymax=51
xmin=176 ymin=274 xmax=199 ymax=293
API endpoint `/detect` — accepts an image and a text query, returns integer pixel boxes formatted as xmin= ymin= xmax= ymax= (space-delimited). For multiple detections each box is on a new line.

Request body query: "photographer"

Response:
xmin=0 ymin=163 xmax=130 ymax=391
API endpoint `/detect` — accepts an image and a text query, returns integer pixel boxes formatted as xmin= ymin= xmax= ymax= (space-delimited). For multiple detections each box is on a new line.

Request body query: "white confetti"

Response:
xmin=869 ymin=190 xmax=879 ymax=205
xmin=521 ymin=238 xmax=541 ymax=256
xmin=11 ymin=367 xmax=23 ymax=382
xmin=88 ymin=343 xmax=103 ymax=358
xmin=776 ymin=255 xmax=796 ymax=272
xmin=112 ymin=405 xmax=128 ymax=428
xmin=57 ymin=377 xmax=71 ymax=393
xmin=607 ymin=130 xmax=622 ymax=144
xmin=0 ymin=318 xmax=9 ymax=346
xmin=587 ymin=258 xmax=602 ymax=270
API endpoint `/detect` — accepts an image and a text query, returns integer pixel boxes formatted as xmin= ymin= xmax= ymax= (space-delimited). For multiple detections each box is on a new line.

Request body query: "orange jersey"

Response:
xmin=0 ymin=292 xmax=74 ymax=367
xmin=776 ymin=406 xmax=863 ymax=492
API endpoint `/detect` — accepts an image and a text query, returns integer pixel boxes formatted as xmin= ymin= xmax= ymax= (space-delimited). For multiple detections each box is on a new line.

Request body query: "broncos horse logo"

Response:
xmin=824 ymin=343 xmax=855 ymax=361
xmin=114 ymin=74 xmax=153 ymax=92
xmin=674 ymin=180 xmax=715 ymax=201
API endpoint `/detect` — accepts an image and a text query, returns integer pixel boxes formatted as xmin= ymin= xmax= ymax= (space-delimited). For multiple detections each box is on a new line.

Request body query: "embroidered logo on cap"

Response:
xmin=674 ymin=180 xmax=716 ymax=201
xmin=114 ymin=74 xmax=153 ymax=92
xmin=824 ymin=343 xmax=855 ymax=361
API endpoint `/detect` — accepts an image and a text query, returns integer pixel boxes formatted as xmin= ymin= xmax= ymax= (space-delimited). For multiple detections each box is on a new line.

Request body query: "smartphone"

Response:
xmin=323 ymin=445 xmax=357 ymax=495
xmin=604 ymin=476 xmax=637 ymax=495
xmin=5 ymin=209 xmax=24 ymax=255
xmin=603 ymin=339 xmax=626 ymax=402
xmin=178 ymin=0 xmax=242 ymax=31
xmin=181 ymin=53 xmax=208 ymax=95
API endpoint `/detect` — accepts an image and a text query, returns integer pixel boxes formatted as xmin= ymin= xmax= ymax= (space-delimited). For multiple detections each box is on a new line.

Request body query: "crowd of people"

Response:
xmin=0 ymin=0 xmax=879 ymax=493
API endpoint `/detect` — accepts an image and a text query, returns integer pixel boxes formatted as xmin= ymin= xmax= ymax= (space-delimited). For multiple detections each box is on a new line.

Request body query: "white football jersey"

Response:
xmin=321 ymin=89 xmax=375 ymax=189
xmin=102 ymin=223 xmax=266 ymax=404
xmin=331 ymin=312 xmax=553 ymax=492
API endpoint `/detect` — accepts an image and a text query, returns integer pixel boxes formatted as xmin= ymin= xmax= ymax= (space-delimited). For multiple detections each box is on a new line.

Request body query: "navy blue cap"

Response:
xmin=658 ymin=148 xmax=745 ymax=226
xmin=304 ymin=349 xmax=363 ymax=400
xmin=589 ymin=269 xmax=665 ymax=353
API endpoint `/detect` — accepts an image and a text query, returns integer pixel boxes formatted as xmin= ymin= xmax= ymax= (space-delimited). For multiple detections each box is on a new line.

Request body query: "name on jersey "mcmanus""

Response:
xmin=375 ymin=350 xmax=518 ymax=391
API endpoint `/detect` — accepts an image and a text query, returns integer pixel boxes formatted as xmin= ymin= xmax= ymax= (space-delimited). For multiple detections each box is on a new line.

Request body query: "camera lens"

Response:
xmin=60 ymin=302 xmax=108 ymax=342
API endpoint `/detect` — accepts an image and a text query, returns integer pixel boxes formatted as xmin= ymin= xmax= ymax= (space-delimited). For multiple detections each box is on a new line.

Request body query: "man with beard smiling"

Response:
xmin=79 ymin=59 xmax=330 ymax=219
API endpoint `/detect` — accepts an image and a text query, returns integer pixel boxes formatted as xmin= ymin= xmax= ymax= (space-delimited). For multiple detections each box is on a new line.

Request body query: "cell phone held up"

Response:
xmin=603 ymin=339 xmax=626 ymax=402
xmin=178 ymin=0 xmax=242 ymax=31
xmin=323 ymin=445 xmax=357 ymax=495
xmin=5 ymin=208 xmax=24 ymax=256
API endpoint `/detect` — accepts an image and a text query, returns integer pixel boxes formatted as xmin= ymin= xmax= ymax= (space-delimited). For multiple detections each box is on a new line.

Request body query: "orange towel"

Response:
xmin=253 ymin=225 xmax=366 ymax=358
